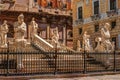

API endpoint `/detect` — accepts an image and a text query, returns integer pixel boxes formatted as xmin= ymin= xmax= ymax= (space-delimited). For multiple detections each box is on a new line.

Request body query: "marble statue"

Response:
xmin=95 ymin=23 xmax=113 ymax=52
xmin=51 ymin=28 xmax=59 ymax=47
xmin=29 ymin=17 xmax=38 ymax=41
xmin=82 ymin=31 xmax=92 ymax=52
xmin=100 ymin=23 xmax=113 ymax=52
xmin=14 ymin=13 xmax=27 ymax=70
xmin=14 ymin=14 xmax=26 ymax=41
xmin=93 ymin=23 xmax=113 ymax=69
xmin=0 ymin=20 xmax=9 ymax=48
xmin=76 ymin=40 xmax=82 ymax=52
xmin=112 ymin=41 xmax=115 ymax=52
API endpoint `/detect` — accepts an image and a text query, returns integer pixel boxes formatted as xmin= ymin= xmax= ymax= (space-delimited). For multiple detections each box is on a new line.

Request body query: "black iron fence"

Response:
xmin=0 ymin=50 xmax=120 ymax=76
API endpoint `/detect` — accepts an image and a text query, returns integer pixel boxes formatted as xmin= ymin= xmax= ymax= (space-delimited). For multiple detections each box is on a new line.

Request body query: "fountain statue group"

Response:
xmin=77 ymin=23 xmax=114 ymax=53
xmin=0 ymin=13 xmax=114 ymax=53
xmin=0 ymin=13 xmax=116 ymax=70
xmin=0 ymin=14 xmax=39 ymax=48
xmin=0 ymin=13 xmax=39 ymax=70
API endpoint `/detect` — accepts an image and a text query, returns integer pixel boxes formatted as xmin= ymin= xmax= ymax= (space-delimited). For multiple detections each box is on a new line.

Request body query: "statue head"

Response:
xmin=32 ymin=17 xmax=35 ymax=21
xmin=18 ymin=13 xmax=24 ymax=24
xmin=31 ymin=17 xmax=36 ymax=24
xmin=95 ymin=37 xmax=102 ymax=42
xmin=104 ymin=23 xmax=110 ymax=30
xmin=3 ymin=20 xmax=7 ymax=25
xmin=84 ymin=31 xmax=87 ymax=35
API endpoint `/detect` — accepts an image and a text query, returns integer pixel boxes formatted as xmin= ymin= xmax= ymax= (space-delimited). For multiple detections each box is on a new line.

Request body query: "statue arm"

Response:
xmin=35 ymin=23 xmax=38 ymax=29
xmin=101 ymin=28 xmax=105 ymax=37
xmin=20 ymin=23 xmax=27 ymax=33
xmin=5 ymin=25 xmax=9 ymax=33
xmin=14 ymin=22 xmax=19 ymax=32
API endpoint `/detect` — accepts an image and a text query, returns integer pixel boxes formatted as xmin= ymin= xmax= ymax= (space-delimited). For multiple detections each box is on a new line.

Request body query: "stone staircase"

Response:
xmin=1 ymin=53 xmax=120 ymax=74
xmin=88 ymin=53 xmax=120 ymax=70
xmin=32 ymin=34 xmax=54 ymax=52
xmin=19 ymin=54 xmax=108 ymax=73
xmin=31 ymin=34 xmax=75 ymax=52
xmin=1 ymin=36 xmax=120 ymax=74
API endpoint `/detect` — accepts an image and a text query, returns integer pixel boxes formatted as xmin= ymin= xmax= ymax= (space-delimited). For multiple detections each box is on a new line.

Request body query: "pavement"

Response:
xmin=30 ymin=74 xmax=120 ymax=80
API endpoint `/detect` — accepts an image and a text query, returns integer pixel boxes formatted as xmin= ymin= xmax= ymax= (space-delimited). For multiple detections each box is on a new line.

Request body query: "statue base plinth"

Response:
xmin=0 ymin=44 xmax=7 ymax=48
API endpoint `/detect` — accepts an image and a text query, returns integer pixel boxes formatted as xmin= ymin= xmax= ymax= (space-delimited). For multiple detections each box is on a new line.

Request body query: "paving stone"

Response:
xmin=30 ymin=74 xmax=120 ymax=80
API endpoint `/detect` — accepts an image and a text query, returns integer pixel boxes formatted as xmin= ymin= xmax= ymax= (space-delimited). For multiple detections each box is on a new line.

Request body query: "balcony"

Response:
xmin=91 ymin=14 xmax=101 ymax=21
xmin=106 ymin=9 xmax=118 ymax=17
xmin=75 ymin=19 xmax=84 ymax=25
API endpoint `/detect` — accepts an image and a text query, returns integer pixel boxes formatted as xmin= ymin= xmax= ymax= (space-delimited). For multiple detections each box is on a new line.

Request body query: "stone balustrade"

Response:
xmin=91 ymin=14 xmax=101 ymax=21
xmin=75 ymin=19 xmax=84 ymax=26
xmin=33 ymin=34 xmax=54 ymax=52
xmin=106 ymin=9 xmax=118 ymax=17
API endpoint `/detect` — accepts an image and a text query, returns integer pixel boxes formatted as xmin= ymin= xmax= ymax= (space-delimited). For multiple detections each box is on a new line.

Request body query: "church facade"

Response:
xmin=73 ymin=0 xmax=120 ymax=50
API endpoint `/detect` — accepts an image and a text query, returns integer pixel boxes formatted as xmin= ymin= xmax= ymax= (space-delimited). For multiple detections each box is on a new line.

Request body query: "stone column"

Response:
xmin=47 ymin=24 xmax=50 ymax=40
xmin=29 ymin=0 xmax=33 ymax=8
xmin=28 ymin=25 xmax=31 ymax=41
xmin=63 ymin=25 xmax=66 ymax=46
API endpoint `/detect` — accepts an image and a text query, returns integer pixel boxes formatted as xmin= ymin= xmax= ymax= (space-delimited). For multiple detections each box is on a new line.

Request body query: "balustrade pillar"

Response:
xmin=47 ymin=24 xmax=50 ymax=40
xmin=28 ymin=25 xmax=31 ymax=41
xmin=63 ymin=25 xmax=66 ymax=46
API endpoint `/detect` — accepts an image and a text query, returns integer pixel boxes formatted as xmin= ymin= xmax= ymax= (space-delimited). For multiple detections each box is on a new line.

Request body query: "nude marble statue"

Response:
xmin=100 ymin=23 xmax=113 ymax=52
xmin=0 ymin=20 xmax=9 ymax=48
xmin=14 ymin=13 xmax=27 ymax=70
xmin=29 ymin=17 xmax=38 ymax=41
xmin=82 ymin=31 xmax=92 ymax=52
xmin=76 ymin=40 xmax=82 ymax=52
xmin=51 ymin=28 xmax=59 ymax=47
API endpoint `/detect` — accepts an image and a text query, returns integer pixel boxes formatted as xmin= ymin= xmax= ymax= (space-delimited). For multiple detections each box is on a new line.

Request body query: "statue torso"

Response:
xmin=14 ymin=21 xmax=26 ymax=40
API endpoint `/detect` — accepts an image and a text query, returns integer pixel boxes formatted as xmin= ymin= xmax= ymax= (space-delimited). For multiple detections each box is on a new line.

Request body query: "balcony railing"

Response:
xmin=91 ymin=14 xmax=101 ymax=21
xmin=106 ymin=9 xmax=118 ymax=17
xmin=75 ymin=19 xmax=84 ymax=25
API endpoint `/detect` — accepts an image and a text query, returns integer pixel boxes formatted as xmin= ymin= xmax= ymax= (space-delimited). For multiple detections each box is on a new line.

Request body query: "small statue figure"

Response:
xmin=76 ymin=40 xmax=82 ymax=52
xmin=14 ymin=13 xmax=27 ymax=70
xmin=82 ymin=31 xmax=92 ymax=52
xmin=112 ymin=41 xmax=115 ymax=52
xmin=51 ymin=28 xmax=59 ymax=47
xmin=30 ymin=17 xmax=38 ymax=41
xmin=0 ymin=20 xmax=9 ymax=48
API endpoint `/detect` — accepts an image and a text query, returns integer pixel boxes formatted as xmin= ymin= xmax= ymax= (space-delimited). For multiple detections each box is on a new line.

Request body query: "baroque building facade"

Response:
xmin=73 ymin=0 xmax=120 ymax=50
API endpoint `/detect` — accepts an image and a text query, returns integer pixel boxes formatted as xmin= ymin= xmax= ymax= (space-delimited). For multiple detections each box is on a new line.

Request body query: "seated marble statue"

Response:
xmin=95 ymin=23 xmax=113 ymax=52
xmin=82 ymin=31 xmax=92 ymax=52
xmin=0 ymin=20 xmax=9 ymax=48
xmin=100 ymin=23 xmax=113 ymax=52
xmin=30 ymin=17 xmax=38 ymax=41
